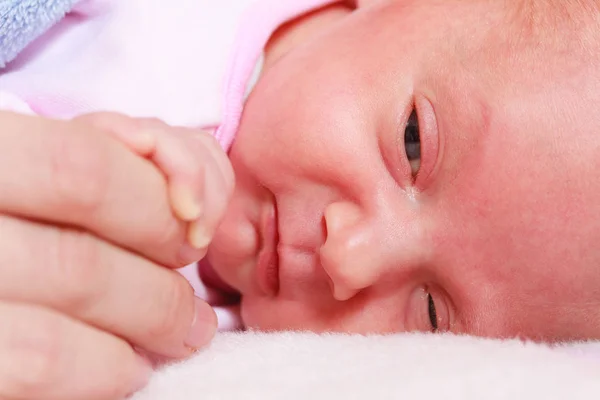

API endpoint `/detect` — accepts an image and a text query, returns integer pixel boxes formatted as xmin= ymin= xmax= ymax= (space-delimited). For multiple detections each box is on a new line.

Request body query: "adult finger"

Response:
xmin=0 ymin=302 xmax=151 ymax=400
xmin=0 ymin=111 xmax=203 ymax=268
xmin=75 ymin=112 xmax=158 ymax=156
xmin=76 ymin=113 xmax=234 ymax=189
xmin=0 ymin=214 xmax=217 ymax=358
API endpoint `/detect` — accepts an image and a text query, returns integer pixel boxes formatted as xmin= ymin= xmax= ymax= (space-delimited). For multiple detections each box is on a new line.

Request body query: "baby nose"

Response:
xmin=320 ymin=201 xmax=387 ymax=301
xmin=320 ymin=200 xmax=425 ymax=301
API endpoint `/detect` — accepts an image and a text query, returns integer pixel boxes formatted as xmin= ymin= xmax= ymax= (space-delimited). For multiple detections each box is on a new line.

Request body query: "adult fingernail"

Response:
xmin=170 ymin=183 xmax=202 ymax=221
xmin=185 ymin=297 xmax=217 ymax=349
xmin=188 ymin=221 xmax=211 ymax=249
xmin=130 ymin=353 xmax=154 ymax=394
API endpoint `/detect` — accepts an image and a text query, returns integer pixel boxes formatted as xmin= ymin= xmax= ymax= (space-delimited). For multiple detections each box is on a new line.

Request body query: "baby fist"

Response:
xmin=76 ymin=113 xmax=235 ymax=255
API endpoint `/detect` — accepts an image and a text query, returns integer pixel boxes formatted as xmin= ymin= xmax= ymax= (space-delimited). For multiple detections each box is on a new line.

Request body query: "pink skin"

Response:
xmin=208 ymin=0 xmax=600 ymax=340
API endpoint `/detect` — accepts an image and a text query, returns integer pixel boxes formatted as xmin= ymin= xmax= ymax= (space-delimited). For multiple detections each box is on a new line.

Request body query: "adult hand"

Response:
xmin=0 ymin=112 xmax=217 ymax=400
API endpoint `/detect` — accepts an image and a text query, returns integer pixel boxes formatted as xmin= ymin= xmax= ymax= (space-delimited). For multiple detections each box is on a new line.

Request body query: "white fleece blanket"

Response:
xmin=133 ymin=332 xmax=600 ymax=400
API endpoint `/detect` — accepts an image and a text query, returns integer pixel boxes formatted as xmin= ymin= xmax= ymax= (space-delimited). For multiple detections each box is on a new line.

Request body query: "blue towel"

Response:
xmin=0 ymin=0 xmax=76 ymax=68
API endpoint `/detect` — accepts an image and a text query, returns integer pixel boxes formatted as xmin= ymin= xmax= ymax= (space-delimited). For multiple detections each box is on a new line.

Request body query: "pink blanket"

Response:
xmin=133 ymin=332 xmax=600 ymax=399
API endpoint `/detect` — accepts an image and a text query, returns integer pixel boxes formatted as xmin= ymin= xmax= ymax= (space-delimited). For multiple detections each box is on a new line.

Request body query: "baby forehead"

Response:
xmin=430 ymin=12 xmax=600 ymax=127
xmin=402 ymin=0 xmax=600 ymax=72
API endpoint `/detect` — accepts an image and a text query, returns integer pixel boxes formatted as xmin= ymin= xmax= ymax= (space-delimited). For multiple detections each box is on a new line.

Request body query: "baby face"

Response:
xmin=208 ymin=0 xmax=600 ymax=340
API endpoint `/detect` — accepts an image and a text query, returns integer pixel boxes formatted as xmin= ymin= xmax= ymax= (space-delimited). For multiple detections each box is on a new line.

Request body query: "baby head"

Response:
xmin=208 ymin=0 xmax=600 ymax=341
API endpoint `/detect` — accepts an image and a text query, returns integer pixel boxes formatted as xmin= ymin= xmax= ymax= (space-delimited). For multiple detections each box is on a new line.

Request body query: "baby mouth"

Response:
xmin=256 ymin=203 xmax=280 ymax=296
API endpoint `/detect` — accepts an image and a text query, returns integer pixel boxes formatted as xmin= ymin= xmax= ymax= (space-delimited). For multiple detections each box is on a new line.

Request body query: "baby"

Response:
xmin=209 ymin=0 xmax=600 ymax=341
xmin=2 ymin=0 xmax=600 ymax=343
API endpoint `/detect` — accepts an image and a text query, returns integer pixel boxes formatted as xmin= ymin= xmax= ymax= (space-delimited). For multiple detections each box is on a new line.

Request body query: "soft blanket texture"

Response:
xmin=0 ymin=0 xmax=77 ymax=67
xmin=133 ymin=332 xmax=600 ymax=400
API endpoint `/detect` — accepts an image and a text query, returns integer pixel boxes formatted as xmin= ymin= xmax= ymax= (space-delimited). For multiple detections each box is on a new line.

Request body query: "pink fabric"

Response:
xmin=0 ymin=0 xmax=338 ymax=148
xmin=216 ymin=0 xmax=340 ymax=149
xmin=0 ymin=91 xmax=34 ymax=114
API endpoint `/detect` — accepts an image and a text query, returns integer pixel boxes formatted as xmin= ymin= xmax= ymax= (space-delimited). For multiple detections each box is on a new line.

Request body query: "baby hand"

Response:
xmin=76 ymin=113 xmax=234 ymax=254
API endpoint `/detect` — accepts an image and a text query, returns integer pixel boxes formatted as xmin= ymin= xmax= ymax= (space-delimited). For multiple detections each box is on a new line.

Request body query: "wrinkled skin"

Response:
xmin=208 ymin=0 xmax=600 ymax=341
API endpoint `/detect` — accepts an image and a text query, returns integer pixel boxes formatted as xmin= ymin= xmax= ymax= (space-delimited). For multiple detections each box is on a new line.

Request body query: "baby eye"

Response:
xmin=427 ymin=292 xmax=438 ymax=332
xmin=407 ymin=286 xmax=450 ymax=333
xmin=404 ymin=109 xmax=421 ymax=177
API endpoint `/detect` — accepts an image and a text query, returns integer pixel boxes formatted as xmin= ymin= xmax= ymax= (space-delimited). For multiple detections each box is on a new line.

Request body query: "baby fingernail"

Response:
xmin=188 ymin=221 xmax=211 ymax=249
xmin=185 ymin=297 xmax=217 ymax=349
xmin=177 ymin=243 xmax=205 ymax=265
xmin=171 ymin=183 xmax=202 ymax=221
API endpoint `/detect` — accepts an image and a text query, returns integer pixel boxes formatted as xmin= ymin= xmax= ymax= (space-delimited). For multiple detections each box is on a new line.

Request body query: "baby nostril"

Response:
xmin=323 ymin=269 xmax=357 ymax=301
xmin=319 ymin=233 xmax=368 ymax=302
xmin=333 ymin=285 xmax=359 ymax=302
xmin=322 ymin=201 xmax=382 ymax=302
